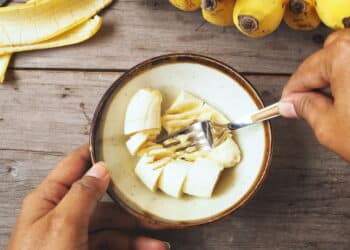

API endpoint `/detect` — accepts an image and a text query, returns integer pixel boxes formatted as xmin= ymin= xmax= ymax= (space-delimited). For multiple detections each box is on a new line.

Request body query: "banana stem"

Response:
xmin=202 ymin=0 xmax=216 ymax=11
xmin=289 ymin=0 xmax=306 ymax=15
xmin=343 ymin=17 xmax=350 ymax=28
xmin=238 ymin=15 xmax=259 ymax=33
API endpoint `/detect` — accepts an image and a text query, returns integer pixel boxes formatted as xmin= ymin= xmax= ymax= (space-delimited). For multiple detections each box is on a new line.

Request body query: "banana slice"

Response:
xmin=0 ymin=0 xmax=112 ymax=46
xmin=199 ymin=103 xmax=229 ymax=124
xmin=124 ymin=89 xmax=162 ymax=135
xmin=183 ymin=158 xmax=223 ymax=198
xmin=147 ymin=148 xmax=174 ymax=160
xmin=162 ymin=91 xmax=229 ymax=133
xmin=209 ymin=137 xmax=241 ymax=167
xmin=158 ymin=160 xmax=191 ymax=198
xmin=126 ymin=132 xmax=149 ymax=156
xmin=165 ymin=91 xmax=204 ymax=114
xmin=135 ymin=156 xmax=169 ymax=192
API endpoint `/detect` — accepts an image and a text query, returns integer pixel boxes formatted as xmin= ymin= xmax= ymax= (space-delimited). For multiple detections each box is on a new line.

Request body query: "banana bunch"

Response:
xmin=0 ymin=0 xmax=112 ymax=83
xmin=124 ymin=89 xmax=241 ymax=198
xmin=169 ymin=0 xmax=350 ymax=38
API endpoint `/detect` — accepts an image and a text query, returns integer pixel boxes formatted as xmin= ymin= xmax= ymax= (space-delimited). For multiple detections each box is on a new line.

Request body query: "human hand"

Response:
xmin=7 ymin=145 xmax=170 ymax=250
xmin=279 ymin=29 xmax=350 ymax=161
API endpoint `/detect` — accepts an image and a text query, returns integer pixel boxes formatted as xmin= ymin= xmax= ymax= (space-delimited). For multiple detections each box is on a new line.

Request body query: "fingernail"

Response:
xmin=164 ymin=241 xmax=171 ymax=250
xmin=279 ymin=102 xmax=298 ymax=118
xmin=86 ymin=161 xmax=108 ymax=179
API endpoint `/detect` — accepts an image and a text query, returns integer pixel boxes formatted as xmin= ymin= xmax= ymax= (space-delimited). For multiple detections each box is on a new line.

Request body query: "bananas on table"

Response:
xmin=169 ymin=0 xmax=350 ymax=37
xmin=0 ymin=0 xmax=112 ymax=83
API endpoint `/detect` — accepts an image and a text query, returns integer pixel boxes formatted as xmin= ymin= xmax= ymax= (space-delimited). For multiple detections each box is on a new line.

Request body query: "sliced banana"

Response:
xmin=183 ymin=158 xmax=223 ymax=198
xmin=158 ymin=160 xmax=191 ymax=198
xmin=162 ymin=91 xmax=229 ymax=133
xmin=209 ymin=137 xmax=241 ymax=167
xmin=124 ymin=88 xmax=162 ymax=135
xmin=126 ymin=132 xmax=149 ymax=156
xmin=135 ymin=156 xmax=168 ymax=192
xmin=125 ymin=89 xmax=241 ymax=198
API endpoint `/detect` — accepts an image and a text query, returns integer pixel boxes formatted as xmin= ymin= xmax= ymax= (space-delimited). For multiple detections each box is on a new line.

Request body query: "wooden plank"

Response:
xmin=7 ymin=0 xmax=330 ymax=74
xmin=0 ymin=70 xmax=349 ymax=249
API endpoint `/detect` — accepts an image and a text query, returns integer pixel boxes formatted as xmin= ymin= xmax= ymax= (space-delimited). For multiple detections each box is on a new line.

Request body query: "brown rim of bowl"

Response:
xmin=89 ymin=53 xmax=273 ymax=229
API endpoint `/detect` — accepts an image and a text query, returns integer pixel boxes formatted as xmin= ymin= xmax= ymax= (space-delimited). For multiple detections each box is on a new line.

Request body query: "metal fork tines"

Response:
xmin=157 ymin=120 xmax=229 ymax=153
xmin=157 ymin=103 xmax=281 ymax=154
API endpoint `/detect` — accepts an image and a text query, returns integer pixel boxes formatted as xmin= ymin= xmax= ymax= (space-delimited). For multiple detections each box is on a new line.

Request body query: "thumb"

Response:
xmin=54 ymin=162 xmax=110 ymax=228
xmin=280 ymin=92 xmax=334 ymax=136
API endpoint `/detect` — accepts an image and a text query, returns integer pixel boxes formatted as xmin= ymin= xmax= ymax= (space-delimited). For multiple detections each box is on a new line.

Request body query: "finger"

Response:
xmin=89 ymin=202 xmax=138 ymax=232
xmin=89 ymin=202 xmax=167 ymax=232
xmin=89 ymin=230 xmax=170 ymax=250
xmin=19 ymin=145 xmax=91 ymax=223
xmin=36 ymin=144 xmax=91 ymax=205
xmin=280 ymin=92 xmax=334 ymax=144
xmin=282 ymin=48 xmax=330 ymax=98
xmin=54 ymin=162 xmax=110 ymax=229
xmin=324 ymin=29 xmax=350 ymax=47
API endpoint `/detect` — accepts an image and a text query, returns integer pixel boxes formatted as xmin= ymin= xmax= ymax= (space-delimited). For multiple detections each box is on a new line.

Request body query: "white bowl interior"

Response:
xmin=96 ymin=62 xmax=268 ymax=223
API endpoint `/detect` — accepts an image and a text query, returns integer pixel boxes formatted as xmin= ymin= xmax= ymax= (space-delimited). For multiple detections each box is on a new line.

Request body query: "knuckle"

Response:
xmin=297 ymin=95 xmax=312 ymax=116
xmin=21 ymin=191 xmax=36 ymax=209
xmin=332 ymin=37 xmax=350 ymax=52
xmin=71 ymin=178 xmax=100 ymax=199
xmin=41 ymin=179 xmax=68 ymax=204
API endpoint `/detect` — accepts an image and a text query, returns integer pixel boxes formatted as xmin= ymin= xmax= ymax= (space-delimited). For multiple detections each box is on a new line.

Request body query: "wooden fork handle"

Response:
xmin=251 ymin=103 xmax=281 ymax=123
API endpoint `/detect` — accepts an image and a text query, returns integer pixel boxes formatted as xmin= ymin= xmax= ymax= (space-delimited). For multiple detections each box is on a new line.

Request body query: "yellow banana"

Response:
xmin=284 ymin=0 xmax=320 ymax=30
xmin=201 ymin=0 xmax=236 ymax=26
xmin=233 ymin=0 xmax=287 ymax=38
xmin=169 ymin=0 xmax=201 ymax=11
xmin=315 ymin=0 xmax=350 ymax=29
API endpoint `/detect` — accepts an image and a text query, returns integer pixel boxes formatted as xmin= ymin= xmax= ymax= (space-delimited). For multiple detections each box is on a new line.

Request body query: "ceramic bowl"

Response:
xmin=90 ymin=54 xmax=272 ymax=228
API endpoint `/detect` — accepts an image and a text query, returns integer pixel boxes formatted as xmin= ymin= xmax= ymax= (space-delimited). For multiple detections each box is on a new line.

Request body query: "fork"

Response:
xmin=157 ymin=102 xmax=280 ymax=152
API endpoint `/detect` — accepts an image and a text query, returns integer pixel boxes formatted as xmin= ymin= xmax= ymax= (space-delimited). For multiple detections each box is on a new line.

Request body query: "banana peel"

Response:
xmin=0 ymin=16 xmax=102 ymax=83
xmin=0 ymin=16 xmax=102 ymax=56
xmin=0 ymin=0 xmax=107 ymax=83
xmin=0 ymin=0 xmax=111 ymax=46
xmin=0 ymin=55 xmax=10 ymax=83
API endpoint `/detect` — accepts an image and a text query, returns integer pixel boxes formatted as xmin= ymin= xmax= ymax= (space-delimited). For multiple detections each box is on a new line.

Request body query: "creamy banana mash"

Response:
xmin=124 ymin=88 xmax=241 ymax=198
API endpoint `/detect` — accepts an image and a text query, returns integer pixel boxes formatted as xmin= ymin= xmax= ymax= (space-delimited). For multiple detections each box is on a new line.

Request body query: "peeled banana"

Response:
xmin=183 ymin=158 xmax=223 ymax=198
xmin=158 ymin=160 xmax=191 ymax=198
xmin=124 ymin=88 xmax=162 ymax=135
xmin=233 ymin=0 xmax=287 ymax=38
xmin=0 ymin=0 xmax=112 ymax=46
xmin=284 ymin=0 xmax=320 ymax=30
xmin=162 ymin=91 xmax=229 ymax=134
xmin=201 ymin=0 xmax=236 ymax=26
xmin=124 ymin=89 xmax=242 ymax=198
xmin=315 ymin=0 xmax=350 ymax=29
xmin=169 ymin=0 xmax=201 ymax=11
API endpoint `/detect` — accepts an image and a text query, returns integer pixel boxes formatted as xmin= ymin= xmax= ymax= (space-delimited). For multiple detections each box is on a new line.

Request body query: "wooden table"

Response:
xmin=1 ymin=1 xmax=349 ymax=249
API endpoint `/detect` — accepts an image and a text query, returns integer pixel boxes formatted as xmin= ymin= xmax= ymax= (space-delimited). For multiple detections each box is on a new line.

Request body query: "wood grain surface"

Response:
xmin=9 ymin=0 xmax=330 ymax=74
xmin=1 ymin=0 xmax=349 ymax=249
xmin=1 ymin=70 xmax=349 ymax=250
